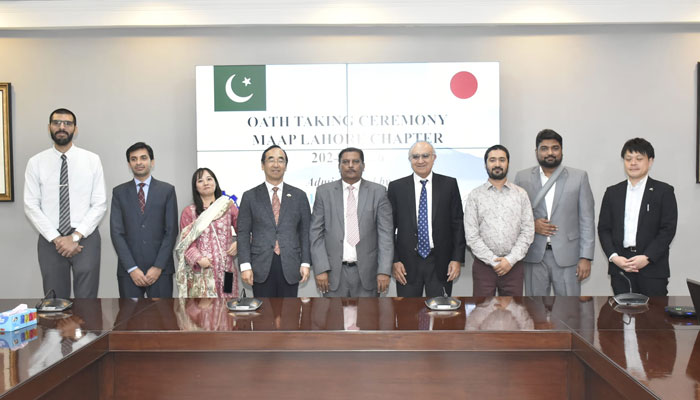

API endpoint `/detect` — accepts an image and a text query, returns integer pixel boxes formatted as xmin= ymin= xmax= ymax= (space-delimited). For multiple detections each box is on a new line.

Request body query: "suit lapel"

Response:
xmin=530 ymin=167 xmax=547 ymax=218
xmin=257 ymin=183 xmax=276 ymax=225
xmin=142 ymin=178 xmax=156 ymax=219
xmin=550 ymin=167 xmax=568 ymax=216
xmin=636 ymin=177 xmax=655 ymax=230
xmin=333 ymin=180 xmax=345 ymax=232
xmin=431 ymin=174 xmax=441 ymax=223
xmin=356 ymin=179 xmax=369 ymax=223
xmin=407 ymin=176 xmax=417 ymax=231
xmin=278 ymin=184 xmax=291 ymax=224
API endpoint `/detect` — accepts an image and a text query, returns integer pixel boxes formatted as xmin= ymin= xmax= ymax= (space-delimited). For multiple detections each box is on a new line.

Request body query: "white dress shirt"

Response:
xmin=623 ymin=175 xmax=648 ymax=248
xmin=240 ymin=181 xmax=309 ymax=272
xmin=539 ymin=168 xmax=556 ymax=243
xmin=413 ymin=172 xmax=434 ymax=249
xmin=24 ymin=145 xmax=107 ymax=242
xmin=342 ymin=180 xmax=361 ymax=262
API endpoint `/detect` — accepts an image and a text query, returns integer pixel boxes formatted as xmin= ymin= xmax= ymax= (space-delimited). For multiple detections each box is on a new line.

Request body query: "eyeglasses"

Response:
xmin=50 ymin=120 xmax=75 ymax=127
xmin=410 ymin=153 xmax=433 ymax=160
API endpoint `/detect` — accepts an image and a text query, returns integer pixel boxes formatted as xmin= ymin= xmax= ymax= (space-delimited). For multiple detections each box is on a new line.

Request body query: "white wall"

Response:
xmin=1 ymin=24 xmax=698 ymax=298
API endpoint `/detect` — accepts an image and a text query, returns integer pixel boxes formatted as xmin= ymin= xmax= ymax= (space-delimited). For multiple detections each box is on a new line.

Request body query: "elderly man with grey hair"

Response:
xmin=387 ymin=141 xmax=466 ymax=297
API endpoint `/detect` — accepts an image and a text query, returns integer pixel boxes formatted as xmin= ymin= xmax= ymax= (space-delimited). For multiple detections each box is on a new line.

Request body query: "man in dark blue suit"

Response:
xmin=598 ymin=138 xmax=678 ymax=296
xmin=110 ymin=142 xmax=178 ymax=298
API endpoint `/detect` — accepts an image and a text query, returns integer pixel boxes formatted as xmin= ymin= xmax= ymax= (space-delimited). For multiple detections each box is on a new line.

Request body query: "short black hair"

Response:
xmin=49 ymin=108 xmax=76 ymax=125
xmin=192 ymin=168 xmax=223 ymax=216
xmin=484 ymin=144 xmax=510 ymax=164
xmin=621 ymin=138 xmax=655 ymax=159
xmin=126 ymin=142 xmax=154 ymax=162
xmin=535 ymin=129 xmax=562 ymax=148
xmin=338 ymin=147 xmax=364 ymax=163
xmin=261 ymin=145 xmax=288 ymax=164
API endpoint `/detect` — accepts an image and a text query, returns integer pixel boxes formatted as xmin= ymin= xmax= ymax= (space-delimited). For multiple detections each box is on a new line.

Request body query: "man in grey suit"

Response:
xmin=238 ymin=145 xmax=312 ymax=297
xmin=310 ymin=147 xmax=393 ymax=297
xmin=514 ymin=129 xmax=595 ymax=296
xmin=110 ymin=142 xmax=178 ymax=298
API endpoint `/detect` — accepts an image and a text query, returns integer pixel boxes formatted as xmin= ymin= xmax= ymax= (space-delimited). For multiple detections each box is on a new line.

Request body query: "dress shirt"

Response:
xmin=342 ymin=180 xmax=360 ymax=263
xmin=464 ymin=181 xmax=535 ymax=267
xmin=539 ymin=168 xmax=556 ymax=243
xmin=133 ymin=175 xmax=152 ymax=202
xmin=24 ymin=145 xmax=107 ymax=242
xmin=240 ymin=181 xmax=309 ymax=272
xmin=623 ymin=175 xmax=647 ymax=248
xmin=413 ymin=172 xmax=434 ymax=249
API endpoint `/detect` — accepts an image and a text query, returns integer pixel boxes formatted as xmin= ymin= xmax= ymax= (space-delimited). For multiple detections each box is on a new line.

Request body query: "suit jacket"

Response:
xmin=514 ymin=166 xmax=595 ymax=266
xmin=597 ymin=177 xmax=678 ymax=278
xmin=309 ymin=179 xmax=394 ymax=292
xmin=387 ymin=173 xmax=466 ymax=284
xmin=110 ymin=178 xmax=179 ymax=276
xmin=237 ymin=182 xmax=311 ymax=285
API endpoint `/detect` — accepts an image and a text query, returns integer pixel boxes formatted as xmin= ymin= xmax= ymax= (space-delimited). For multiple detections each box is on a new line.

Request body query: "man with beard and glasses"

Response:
xmin=24 ymin=108 xmax=107 ymax=298
xmin=110 ymin=142 xmax=178 ymax=298
xmin=464 ymin=145 xmax=534 ymax=296
xmin=514 ymin=129 xmax=595 ymax=296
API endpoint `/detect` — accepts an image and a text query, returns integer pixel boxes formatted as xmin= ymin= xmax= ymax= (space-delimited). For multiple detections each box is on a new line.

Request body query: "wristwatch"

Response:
xmin=71 ymin=233 xmax=81 ymax=243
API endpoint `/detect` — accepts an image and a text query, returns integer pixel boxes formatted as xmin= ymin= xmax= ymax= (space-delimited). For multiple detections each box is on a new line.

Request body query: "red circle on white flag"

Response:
xmin=450 ymin=71 xmax=478 ymax=99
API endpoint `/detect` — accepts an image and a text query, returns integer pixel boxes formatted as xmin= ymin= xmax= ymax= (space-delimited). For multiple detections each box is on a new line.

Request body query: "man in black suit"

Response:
xmin=237 ymin=145 xmax=311 ymax=297
xmin=110 ymin=142 xmax=178 ymax=298
xmin=598 ymin=138 xmax=677 ymax=296
xmin=387 ymin=141 xmax=466 ymax=297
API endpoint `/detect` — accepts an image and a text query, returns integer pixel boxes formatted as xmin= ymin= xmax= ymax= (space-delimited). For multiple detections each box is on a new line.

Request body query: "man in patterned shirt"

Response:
xmin=464 ymin=144 xmax=534 ymax=296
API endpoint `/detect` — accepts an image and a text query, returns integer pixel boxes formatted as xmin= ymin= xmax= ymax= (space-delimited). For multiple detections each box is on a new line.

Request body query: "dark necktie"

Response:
xmin=417 ymin=179 xmax=430 ymax=258
xmin=272 ymin=187 xmax=280 ymax=255
xmin=58 ymin=154 xmax=71 ymax=236
xmin=138 ymin=182 xmax=146 ymax=213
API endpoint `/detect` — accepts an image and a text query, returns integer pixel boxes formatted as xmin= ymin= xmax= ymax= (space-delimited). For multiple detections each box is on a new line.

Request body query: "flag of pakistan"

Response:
xmin=214 ymin=65 xmax=266 ymax=111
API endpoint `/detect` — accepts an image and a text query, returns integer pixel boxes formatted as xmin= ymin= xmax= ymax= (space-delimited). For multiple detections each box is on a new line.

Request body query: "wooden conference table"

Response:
xmin=0 ymin=296 xmax=698 ymax=399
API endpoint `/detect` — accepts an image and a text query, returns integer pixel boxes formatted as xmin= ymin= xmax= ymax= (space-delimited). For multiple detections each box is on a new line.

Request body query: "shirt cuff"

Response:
xmin=608 ymin=253 xmax=618 ymax=262
xmin=127 ymin=266 xmax=138 ymax=273
xmin=240 ymin=262 xmax=252 ymax=272
xmin=301 ymin=263 xmax=310 ymax=268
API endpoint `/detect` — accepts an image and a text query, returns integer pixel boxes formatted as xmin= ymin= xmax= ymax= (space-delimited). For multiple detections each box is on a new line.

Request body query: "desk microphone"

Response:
xmin=612 ymin=271 xmax=649 ymax=307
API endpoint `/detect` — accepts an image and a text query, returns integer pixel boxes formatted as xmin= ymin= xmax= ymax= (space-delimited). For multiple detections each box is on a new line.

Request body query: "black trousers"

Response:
xmin=610 ymin=247 xmax=668 ymax=297
xmin=253 ymin=254 xmax=299 ymax=297
xmin=396 ymin=253 xmax=452 ymax=297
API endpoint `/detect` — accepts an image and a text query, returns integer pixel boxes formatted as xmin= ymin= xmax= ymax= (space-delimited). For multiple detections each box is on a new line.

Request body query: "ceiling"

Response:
xmin=1 ymin=0 xmax=700 ymax=29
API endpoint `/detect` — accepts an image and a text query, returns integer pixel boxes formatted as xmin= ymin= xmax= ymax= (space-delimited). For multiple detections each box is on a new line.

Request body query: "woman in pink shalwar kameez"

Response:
xmin=179 ymin=168 xmax=239 ymax=298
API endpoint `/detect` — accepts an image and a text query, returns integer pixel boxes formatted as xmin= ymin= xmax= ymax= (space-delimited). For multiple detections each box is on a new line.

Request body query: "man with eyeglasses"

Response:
xmin=310 ymin=147 xmax=393 ymax=297
xmin=387 ymin=141 xmax=466 ymax=297
xmin=24 ymin=108 xmax=107 ymax=298
xmin=237 ymin=145 xmax=312 ymax=297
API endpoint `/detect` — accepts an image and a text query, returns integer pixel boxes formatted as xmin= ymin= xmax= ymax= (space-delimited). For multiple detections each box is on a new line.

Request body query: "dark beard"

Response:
xmin=51 ymin=130 xmax=73 ymax=146
xmin=538 ymin=156 xmax=562 ymax=169
xmin=487 ymin=167 xmax=507 ymax=180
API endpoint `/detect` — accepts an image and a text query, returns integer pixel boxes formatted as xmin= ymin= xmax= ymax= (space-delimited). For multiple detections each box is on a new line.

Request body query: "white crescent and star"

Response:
xmin=225 ymin=74 xmax=253 ymax=103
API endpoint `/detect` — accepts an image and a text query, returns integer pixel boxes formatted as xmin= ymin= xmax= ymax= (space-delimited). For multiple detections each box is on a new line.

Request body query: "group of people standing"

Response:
xmin=23 ymin=108 xmax=678 ymax=300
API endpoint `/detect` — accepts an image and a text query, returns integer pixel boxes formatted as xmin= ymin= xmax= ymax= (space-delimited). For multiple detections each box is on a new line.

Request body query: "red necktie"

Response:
xmin=272 ymin=187 xmax=280 ymax=255
xmin=138 ymin=183 xmax=146 ymax=214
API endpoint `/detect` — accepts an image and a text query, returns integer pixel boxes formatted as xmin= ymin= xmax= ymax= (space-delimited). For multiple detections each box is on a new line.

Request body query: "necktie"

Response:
xmin=58 ymin=154 xmax=71 ymax=236
xmin=272 ymin=187 xmax=280 ymax=255
xmin=138 ymin=183 xmax=146 ymax=213
xmin=346 ymin=186 xmax=359 ymax=246
xmin=417 ymin=179 xmax=430 ymax=258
